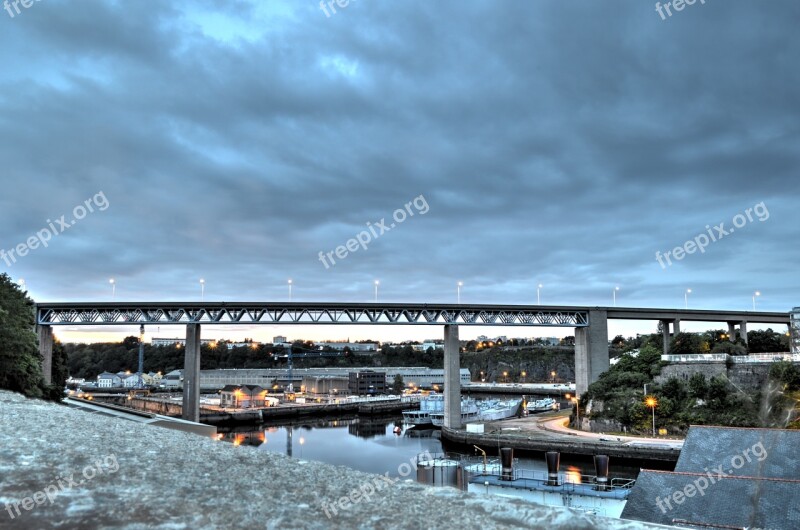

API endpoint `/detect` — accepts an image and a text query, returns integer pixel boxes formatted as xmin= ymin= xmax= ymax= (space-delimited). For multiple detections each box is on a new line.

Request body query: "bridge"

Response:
xmin=35 ymin=302 xmax=792 ymax=429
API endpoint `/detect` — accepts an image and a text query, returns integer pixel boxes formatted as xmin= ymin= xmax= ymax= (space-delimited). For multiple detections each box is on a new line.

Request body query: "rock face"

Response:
xmin=0 ymin=391 xmax=669 ymax=529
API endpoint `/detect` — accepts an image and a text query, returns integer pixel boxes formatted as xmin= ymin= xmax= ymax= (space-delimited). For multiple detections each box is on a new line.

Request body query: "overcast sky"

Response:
xmin=1 ymin=1 xmax=797 ymax=343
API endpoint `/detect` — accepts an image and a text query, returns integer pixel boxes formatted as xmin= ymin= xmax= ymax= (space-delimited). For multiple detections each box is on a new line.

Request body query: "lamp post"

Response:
xmin=551 ymin=371 xmax=556 ymax=383
xmin=374 ymin=280 xmax=379 ymax=302
xmin=646 ymin=396 xmax=657 ymax=437
xmin=537 ymin=284 xmax=543 ymax=305
xmin=521 ymin=371 xmax=526 ymax=383
xmin=109 ymin=278 xmax=116 ymax=299
xmin=685 ymin=288 xmax=691 ymax=309
xmin=288 ymin=279 xmax=292 ymax=301
xmin=566 ymin=394 xmax=580 ymax=430
xmin=753 ymin=291 xmax=761 ymax=311
xmin=503 ymin=371 xmax=508 ymax=383
xmin=613 ymin=286 xmax=620 ymax=307
xmin=457 ymin=281 xmax=463 ymax=304
xmin=199 ymin=278 xmax=205 ymax=301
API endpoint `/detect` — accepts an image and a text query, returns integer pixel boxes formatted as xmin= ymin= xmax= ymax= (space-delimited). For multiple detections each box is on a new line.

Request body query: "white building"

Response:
xmin=97 ymin=372 xmax=122 ymax=388
xmin=273 ymin=336 xmax=287 ymax=344
xmin=314 ymin=342 xmax=379 ymax=352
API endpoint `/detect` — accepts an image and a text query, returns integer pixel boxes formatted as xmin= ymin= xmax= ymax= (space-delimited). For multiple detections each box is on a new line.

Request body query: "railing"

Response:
xmin=731 ymin=353 xmax=800 ymax=363
xmin=661 ymin=354 xmax=728 ymax=362
xmin=662 ymin=353 xmax=800 ymax=364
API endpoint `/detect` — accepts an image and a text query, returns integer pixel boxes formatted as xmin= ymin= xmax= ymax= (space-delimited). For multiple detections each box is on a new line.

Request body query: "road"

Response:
xmin=485 ymin=410 xmax=684 ymax=450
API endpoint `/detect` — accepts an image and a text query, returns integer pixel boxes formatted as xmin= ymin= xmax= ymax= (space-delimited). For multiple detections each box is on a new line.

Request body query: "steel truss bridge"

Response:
xmin=35 ymin=302 xmax=590 ymax=327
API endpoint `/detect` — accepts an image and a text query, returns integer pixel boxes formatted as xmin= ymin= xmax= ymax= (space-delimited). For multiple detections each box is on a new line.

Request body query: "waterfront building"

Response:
xmin=348 ymin=371 xmax=387 ymax=395
xmin=97 ymin=372 xmax=122 ymax=388
xmin=199 ymin=367 xmax=470 ymax=392
xmin=302 ymin=375 xmax=350 ymax=395
xmin=219 ymin=384 xmax=269 ymax=408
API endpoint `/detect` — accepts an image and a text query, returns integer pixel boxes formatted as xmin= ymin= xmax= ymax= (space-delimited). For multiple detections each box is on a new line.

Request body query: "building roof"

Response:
xmin=621 ymin=470 xmax=800 ymax=528
xmin=674 ymin=425 xmax=800 ymax=480
xmin=622 ymin=425 xmax=800 ymax=528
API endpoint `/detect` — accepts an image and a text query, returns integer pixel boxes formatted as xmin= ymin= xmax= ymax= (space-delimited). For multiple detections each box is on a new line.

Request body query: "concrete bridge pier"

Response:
xmin=37 ymin=325 xmax=53 ymax=386
xmin=182 ymin=324 xmax=201 ymax=422
xmin=740 ymin=320 xmax=748 ymax=345
xmin=443 ymin=324 xmax=462 ymax=429
xmin=728 ymin=322 xmax=737 ymax=341
xmin=575 ymin=310 xmax=609 ymax=396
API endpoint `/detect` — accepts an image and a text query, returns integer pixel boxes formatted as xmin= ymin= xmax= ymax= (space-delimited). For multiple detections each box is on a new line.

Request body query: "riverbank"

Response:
xmin=0 ymin=390 xmax=672 ymax=529
xmin=442 ymin=413 xmax=681 ymax=463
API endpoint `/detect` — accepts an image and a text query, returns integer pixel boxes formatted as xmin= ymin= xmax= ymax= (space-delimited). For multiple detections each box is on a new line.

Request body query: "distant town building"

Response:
xmin=273 ymin=336 xmax=287 ymax=344
xmin=97 ymin=372 xmax=122 ymax=388
xmin=348 ymin=371 xmax=387 ymax=395
xmin=199 ymin=367 xmax=470 ymax=391
xmin=791 ymin=307 xmax=800 ymax=354
xmin=302 ymin=375 xmax=349 ymax=395
xmin=151 ymin=337 xmax=215 ymax=347
xmin=412 ymin=342 xmax=441 ymax=352
xmin=314 ymin=341 xmax=379 ymax=352
xmin=220 ymin=385 xmax=270 ymax=408
xmin=161 ymin=370 xmax=183 ymax=390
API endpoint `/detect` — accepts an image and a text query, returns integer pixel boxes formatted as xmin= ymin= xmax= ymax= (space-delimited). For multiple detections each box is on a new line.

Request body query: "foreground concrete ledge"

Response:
xmin=0 ymin=391 xmax=671 ymax=529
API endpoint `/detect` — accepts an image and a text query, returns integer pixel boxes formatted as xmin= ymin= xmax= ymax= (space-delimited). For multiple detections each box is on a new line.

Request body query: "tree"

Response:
xmin=669 ymin=332 xmax=703 ymax=355
xmin=747 ymin=329 xmax=790 ymax=354
xmin=560 ymin=336 xmax=575 ymax=347
xmin=0 ymin=273 xmax=56 ymax=399
xmin=688 ymin=373 xmax=708 ymax=400
xmin=392 ymin=374 xmax=405 ymax=394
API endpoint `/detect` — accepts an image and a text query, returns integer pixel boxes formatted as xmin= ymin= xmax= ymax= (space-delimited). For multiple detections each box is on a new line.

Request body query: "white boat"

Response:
xmin=430 ymin=399 xmax=480 ymax=426
xmin=402 ymin=394 xmax=444 ymax=425
xmin=430 ymin=398 xmax=521 ymax=426
xmin=477 ymin=398 xmax=522 ymax=421
xmin=526 ymin=397 xmax=558 ymax=413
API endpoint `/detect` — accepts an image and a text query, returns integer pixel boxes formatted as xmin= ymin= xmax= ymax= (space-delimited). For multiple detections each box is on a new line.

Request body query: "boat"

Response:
xmin=430 ymin=398 xmax=521 ymax=426
xmin=402 ymin=394 xmax=444 ymax=425
xmin=476 ymin=398 xmax=522 ymax=421
xmin=429 ymin=399 xmax=480 ymax=426
xmin=526 ymin=397 xmax=558 ymax=413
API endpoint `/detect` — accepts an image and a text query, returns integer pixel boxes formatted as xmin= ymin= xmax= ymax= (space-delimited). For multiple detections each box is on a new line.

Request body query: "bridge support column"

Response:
xmin=740 ymin=320 xmax=748 ymax=346
xmin=575 ymin=310 xmax=609 ymax=396
xmin=728 ymin=322 xmax=737 ymax=341
xmin=661 ymin=320 xmax=671 ymax=354
xmin=182 ymin=324 xmax=201 ymax=422
xmin=443 ymin=324 xmax=461 ymax=429
xmin=37 ymin=325 xmax=53 ymax=386
xmin=673 ymin=319 xmax=681 ymax=334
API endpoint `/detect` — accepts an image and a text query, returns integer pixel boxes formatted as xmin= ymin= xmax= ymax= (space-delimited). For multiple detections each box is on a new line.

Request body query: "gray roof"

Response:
xmin=622 ymin=470 xmax=800 ymax=529
xmin=675 ymin=425 xmax=800 ymax=480
xmin=622 ymin=425 xmax=800 ymax=529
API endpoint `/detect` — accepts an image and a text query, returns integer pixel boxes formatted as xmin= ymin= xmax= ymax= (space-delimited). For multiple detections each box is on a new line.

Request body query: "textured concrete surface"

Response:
xmin=0 ymin=391 xmax=672 ymax=529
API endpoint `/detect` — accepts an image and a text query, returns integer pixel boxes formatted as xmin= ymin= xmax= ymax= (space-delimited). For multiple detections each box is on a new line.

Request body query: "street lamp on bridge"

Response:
xmin=109 ymin=278 xmax=116 ymax=299
xmin=374 ymin=280 xmax=379 ymax=302
xmin=753 ymin=291 xmax=761 ymax=311
xmin=613 ymin=286 xmax=619 ymax=307
xmin=288 ymin=279 xmax=293 ymax=301
xmin=457 ymin=281 xmax=463 ymax=304
xmin=537 ymin=284 xmax=543 ymax=305
xmin=199 ymin=278 xmax=205 ymax=301
xmin=685 ymin=288 xmax=691 ymax=309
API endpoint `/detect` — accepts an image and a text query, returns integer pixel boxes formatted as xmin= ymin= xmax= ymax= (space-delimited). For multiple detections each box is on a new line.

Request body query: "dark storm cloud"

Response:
xmin=1 ymin=0 xmax=798 ymax=314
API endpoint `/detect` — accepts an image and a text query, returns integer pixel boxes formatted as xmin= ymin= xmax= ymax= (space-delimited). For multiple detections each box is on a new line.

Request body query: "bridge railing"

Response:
xmin=661 ymin=354 xmax=729 ymax=363
xmin=661 ymin=353 xmax=800 ymax=363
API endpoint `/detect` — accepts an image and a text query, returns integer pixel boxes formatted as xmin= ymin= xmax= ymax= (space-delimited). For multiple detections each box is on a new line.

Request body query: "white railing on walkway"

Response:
xmin=661 ymin=353 xmax=800 ymax=363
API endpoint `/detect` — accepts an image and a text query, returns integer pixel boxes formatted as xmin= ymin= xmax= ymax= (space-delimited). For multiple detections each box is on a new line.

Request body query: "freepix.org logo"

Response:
xmin=1 ymin=191 xmax=110 ymax=267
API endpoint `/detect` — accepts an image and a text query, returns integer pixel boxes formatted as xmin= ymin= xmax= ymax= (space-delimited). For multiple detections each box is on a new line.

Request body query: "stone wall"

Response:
xmin=654 ymin=361 xmax=776 ymax=392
